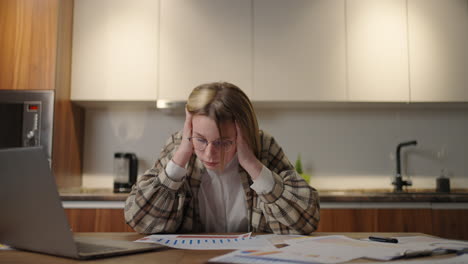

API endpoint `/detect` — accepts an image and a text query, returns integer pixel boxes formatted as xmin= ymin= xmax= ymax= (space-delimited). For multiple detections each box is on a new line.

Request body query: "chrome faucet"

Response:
xmin=392 ymin=140 xmax=418 ymax=192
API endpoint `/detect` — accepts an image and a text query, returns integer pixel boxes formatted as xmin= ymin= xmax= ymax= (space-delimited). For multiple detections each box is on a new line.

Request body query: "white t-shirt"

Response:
xmin=165 ymin=154 xmax=275 ymax=232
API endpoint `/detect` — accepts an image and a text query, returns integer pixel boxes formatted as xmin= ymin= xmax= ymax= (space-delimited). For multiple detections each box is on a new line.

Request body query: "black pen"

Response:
xmin=369 ymin=236 xmax=398 ymax=243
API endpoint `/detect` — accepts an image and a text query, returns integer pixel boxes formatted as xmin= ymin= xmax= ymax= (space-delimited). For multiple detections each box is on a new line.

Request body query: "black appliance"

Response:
xmin=0 ymin=90 xmax=55 ymax=164
xmin=113 ymin=152 xmax=138 ymax=193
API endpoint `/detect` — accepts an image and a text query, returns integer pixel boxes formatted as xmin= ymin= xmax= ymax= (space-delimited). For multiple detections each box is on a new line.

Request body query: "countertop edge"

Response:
xmin=59 ymin=192 xmax=468 ymax=203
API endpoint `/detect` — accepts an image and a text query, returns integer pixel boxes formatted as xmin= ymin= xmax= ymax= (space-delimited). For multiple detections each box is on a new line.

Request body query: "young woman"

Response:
xmin=124 ymin=82 xmax=320 ymax=234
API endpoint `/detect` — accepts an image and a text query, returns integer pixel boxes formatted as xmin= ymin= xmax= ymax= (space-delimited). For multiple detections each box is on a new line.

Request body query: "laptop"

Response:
xmin=0 ymin=147 xmax=163 ymax=259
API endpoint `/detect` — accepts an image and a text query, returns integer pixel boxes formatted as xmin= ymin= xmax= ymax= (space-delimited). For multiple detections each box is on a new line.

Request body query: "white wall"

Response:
xmin=82 ymin=105 xmax=468 ymax=191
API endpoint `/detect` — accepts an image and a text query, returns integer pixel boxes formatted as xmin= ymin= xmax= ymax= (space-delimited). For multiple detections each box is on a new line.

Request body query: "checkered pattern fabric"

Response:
xmin=124 ymin=130 xmax=320 ymax=234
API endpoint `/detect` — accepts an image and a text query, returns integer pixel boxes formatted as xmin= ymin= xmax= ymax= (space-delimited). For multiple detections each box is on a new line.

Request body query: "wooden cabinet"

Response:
xmin=66 ymin=208 xmax=468 ymax=239
xmin=375 ymin=209 xmax=434 ymax=234
xmin=0 ymin=0 xmax=58 ymax=90
xmin=158 ymin=0 xmax=252 ymax=101
xmin=65 ymin=209 xmax=135 ymax=232
xmin=317 ymin=209 xmax=378 ymax=232
xmin=346 ymin=0 xmax=410 ymax=102
xmin=53 ymin=0 xmax=84 ymax=188
xmin=71 ymin=0 xmax=159 ymax=101
xmin=318 ymin=208 xmax=468 ymax=240
xmin=432 ymin=209 xmax=468 ymax=240
xmin=0 ymin=0 xmax=84 ymax=188
xmin=317 ymin=209 xmax=433 ymax=233
xmin=408 ymin=0 xmax=468 ymax=102
xmin=253 ymin=0 xmax=346 ymax=101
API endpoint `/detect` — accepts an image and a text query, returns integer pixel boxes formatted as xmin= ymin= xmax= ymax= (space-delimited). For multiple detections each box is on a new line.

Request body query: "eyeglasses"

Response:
xmin=188 ymin=137 xmax=234 ymax=152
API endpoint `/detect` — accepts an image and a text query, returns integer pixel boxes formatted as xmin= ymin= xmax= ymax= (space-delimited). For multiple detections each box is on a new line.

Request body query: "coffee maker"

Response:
xmin=113 ymin=152 xmax=138 ymax=193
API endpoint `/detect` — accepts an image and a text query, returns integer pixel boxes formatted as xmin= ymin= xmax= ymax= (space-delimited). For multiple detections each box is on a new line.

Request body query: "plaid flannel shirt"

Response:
xmin=124 ymin=130 xmax=320 ymax=234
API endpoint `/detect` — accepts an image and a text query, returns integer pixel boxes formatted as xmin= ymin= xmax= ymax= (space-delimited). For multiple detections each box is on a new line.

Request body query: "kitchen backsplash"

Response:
xmin=82 ymin=104 xmax=468 ymax=190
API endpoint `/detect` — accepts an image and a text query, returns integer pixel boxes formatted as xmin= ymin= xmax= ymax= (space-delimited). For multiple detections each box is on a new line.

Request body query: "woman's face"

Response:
xmin=191 ymin=115 xmax=237 ymax=170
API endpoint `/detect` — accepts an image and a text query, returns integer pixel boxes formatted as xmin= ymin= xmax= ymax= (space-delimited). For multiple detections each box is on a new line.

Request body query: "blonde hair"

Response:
xmin=186 ymin=82 xmax=260 ymax=166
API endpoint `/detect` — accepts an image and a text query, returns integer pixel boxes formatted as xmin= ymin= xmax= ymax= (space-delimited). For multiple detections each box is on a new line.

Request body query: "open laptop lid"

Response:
xmin=0 ymin=147 xmax=79 ymax=258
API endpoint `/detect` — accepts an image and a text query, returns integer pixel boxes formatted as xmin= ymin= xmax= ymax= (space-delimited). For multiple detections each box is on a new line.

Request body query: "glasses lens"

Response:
xmin=191 ymin=138 xmax=233 ymax=152
xmin=192 ymin=138 xmax=207 ymax=150
xmin=214 ymin=140 xmax=233 ymax=152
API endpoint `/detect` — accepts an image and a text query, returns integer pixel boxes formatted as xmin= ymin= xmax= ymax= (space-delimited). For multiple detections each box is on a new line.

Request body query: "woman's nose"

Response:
xmin=204 ymin=143 xmax=219 ymax=158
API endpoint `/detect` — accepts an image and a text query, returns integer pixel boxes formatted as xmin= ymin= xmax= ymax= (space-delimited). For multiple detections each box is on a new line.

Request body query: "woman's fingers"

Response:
xmin=172 ymin=106 xmax=194 ymax=167
xmin=235 ymin=121 xmax=242 ymax=140
xmin=235 ymin=121 xmax=247 ymax=154
xmin=235 ymin=121 xmax=261 ymax=178
xmin=184 ymin=106 xmax=193 ymax=139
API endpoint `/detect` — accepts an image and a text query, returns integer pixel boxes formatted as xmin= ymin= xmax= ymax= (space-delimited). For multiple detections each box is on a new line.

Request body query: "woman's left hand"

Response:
xmin=236 ymin=121 xmax=263 ymax=180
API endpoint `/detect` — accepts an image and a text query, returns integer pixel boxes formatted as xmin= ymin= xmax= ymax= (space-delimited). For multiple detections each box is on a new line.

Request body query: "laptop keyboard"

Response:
xmin=76 ymin=241 xmax=124 ymax=254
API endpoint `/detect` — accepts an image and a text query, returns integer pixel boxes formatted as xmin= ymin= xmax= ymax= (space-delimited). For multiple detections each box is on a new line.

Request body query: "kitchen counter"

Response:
xmin=58 ymin=189 xmax=468 ymax=239
xmin=60 ymin=188 xmax=129 ymax=201
xmin=319 ymin=189 xmax=468 ymax=203
xmin=59 ymin=188 xmax=468 ymax=203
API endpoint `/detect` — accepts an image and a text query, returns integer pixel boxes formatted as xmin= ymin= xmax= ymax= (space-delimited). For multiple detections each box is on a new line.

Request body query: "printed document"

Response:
xmin=209 ymin=235 xmax=468 ymax=264
xmin=135 ymin=233 xmax=275 ymax=250
xmin=209 ymin=254 xmax=468 ymax=264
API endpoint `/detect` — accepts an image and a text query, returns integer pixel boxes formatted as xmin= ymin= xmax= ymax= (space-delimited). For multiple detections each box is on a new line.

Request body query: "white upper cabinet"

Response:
xmin=347 ymin=0 xmax=409 ymax=102
xmin=69 ymin=0 xmax=468 ymax=103
xmin=71 ymin=0 xmax=159 ymax=101
xmin=408 ymin=0 xmax=468 ymax=102
xmin=158 ymin=0 xmax=252 ymax=101
xmin=253 ymin=0 xmax=347 ymax=101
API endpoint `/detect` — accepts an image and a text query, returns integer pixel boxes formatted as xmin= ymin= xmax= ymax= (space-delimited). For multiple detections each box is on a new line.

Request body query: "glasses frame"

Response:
xmin=188 ymin=137 xmax=235 ymax=152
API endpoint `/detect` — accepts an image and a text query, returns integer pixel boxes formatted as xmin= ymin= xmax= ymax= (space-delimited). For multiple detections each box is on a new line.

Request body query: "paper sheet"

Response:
xmin=285 ymin=235 xmax=406 ymax=261
xmin=361 ymin=254 xmax=468 ymax=264
xmin=209 ymin=249 xmax=355 ymax=264
xmin=135 ymin=233 xmax=275 ymax=250
xmin=209 ymin=254 xmax=468 ymax=264
xmin=210 ymin=235 xmax=468 ymax=264
xmin=137 ymin=233 xmax=468 ymax=263
xmin=255 ymin=234 xmax=304 ymax=248
xmin=210 ymin=235 xmax=376 ymax=264
xmin=391 ymin=236 xmax=468 ymax=250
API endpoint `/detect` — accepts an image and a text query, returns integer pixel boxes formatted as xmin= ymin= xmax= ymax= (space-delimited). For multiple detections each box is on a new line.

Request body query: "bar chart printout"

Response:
xmin=135 ymin=233 xmax=271 ymax=250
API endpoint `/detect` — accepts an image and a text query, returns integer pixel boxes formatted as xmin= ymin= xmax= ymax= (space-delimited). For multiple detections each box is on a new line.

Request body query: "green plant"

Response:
xmin=295 ymin=154 xmax=303 ymax=174
xmin=295 ymin=154 xmax=311 ymax=184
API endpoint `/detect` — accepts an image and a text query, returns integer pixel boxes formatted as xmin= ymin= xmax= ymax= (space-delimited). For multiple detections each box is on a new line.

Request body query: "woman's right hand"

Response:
xmin=172 ymin=107 xmax=194 ymax=167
